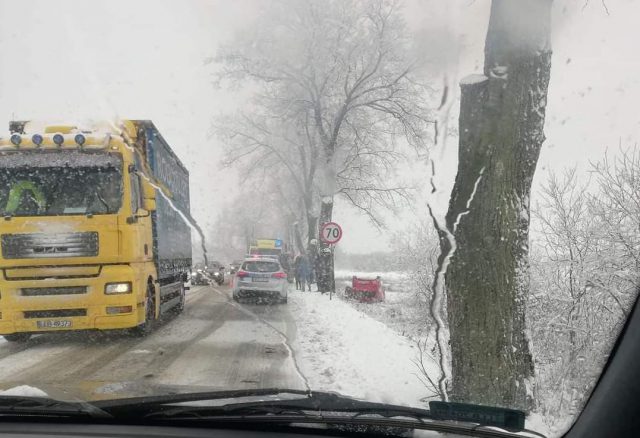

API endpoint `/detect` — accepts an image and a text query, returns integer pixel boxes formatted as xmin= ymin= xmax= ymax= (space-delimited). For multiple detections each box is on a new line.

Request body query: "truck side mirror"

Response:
xmin=141 ymin=178 xmax=156 ymax=199
xmin=142 ymin=198 xmax=156 ymax=212
xmin=141 ymin=179 xmax=156 ymax=212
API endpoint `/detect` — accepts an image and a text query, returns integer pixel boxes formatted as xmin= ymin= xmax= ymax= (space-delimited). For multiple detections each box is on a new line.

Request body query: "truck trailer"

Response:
xmin=0 ymin=120 xmax=191 ymax=341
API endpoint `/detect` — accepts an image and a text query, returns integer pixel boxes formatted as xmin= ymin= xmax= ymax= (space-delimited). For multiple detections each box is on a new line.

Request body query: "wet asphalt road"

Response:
xmin=0 ymin=284 xmax=306 ymax=401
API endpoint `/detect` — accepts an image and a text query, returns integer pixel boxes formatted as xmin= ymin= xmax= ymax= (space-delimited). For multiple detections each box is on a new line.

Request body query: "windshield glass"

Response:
xmin=0 ymin=157 xmax=123 ymax=216
xmin=242 ymin=261 xmax=280 ymax=273
xmin=0 ymin=1 xmax=637 ymax=437
xmin=250 ymin=248 xmax=282 ymax=256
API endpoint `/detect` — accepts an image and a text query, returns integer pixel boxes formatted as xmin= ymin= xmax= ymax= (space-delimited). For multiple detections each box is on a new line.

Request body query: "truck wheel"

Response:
xmin=4 ymin=333 xmax=30 ymax=343
xmin=132 ymin=283 xmax=156 ymax=336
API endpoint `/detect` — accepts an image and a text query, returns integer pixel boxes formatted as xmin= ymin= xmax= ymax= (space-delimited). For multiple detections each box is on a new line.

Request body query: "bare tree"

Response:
xmin=217 ymin=111 xmax=321 ymax=247
xmin=589 ymin=148 xmax=640 ymax=301
xmin=209 ymin=173 xmax=294 ymax=259
xmin=392 ymin=219 xmax=446 ymax=400
xmin=529 ymin=170 xmax=597 ymax=416
xmin=216 ymin=0 xmax=433 ymax=292
xmin=528 ymin=151 xmax=640 ymax=427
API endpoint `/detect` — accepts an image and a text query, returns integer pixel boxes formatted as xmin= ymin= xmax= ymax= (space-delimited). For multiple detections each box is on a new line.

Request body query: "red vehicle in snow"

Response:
xmin=344 ymin=276 xmax=385 ymax=303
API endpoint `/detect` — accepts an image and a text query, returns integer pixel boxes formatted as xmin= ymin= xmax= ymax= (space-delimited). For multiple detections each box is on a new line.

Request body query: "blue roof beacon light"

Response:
xmin=10 ymin=134 xmax=21 ymax=146
xmin=32 ymin=134 xmax=44 ymax=146
xmin=74 ymin=134 xmax=86 ymax=146
xmin=53 ymin=134 xmax=64 ymax=146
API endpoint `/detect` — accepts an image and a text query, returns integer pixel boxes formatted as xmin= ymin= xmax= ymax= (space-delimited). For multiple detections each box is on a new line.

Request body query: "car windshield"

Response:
xmin=0 ymin=1 xmax=637 ymax=438
xmin=0 ymin=153 xmax=123 ymax=216
xmin=242 ymin=261 xmax=280 ymax=273
xmin=250 ymin=248 xmax=281 ymax=256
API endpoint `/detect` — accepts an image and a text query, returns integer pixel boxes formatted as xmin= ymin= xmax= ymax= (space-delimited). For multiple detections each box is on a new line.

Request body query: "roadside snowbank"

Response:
xmin=0 ymin=385 xmax=48 ymax=397
xmin=288 ymin=290 xmax=432 ymax=408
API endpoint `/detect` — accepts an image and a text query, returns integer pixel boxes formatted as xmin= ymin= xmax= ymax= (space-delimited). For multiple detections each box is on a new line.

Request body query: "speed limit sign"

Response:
xmin=320 ymin=222 xmax=342 ymax=244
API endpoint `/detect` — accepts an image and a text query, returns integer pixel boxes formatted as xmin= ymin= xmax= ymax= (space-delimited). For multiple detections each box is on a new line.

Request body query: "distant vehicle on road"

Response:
xmin=211 ymin=269 xmax=224 ymax=285
xmin=229 ymin=260 xmax=243 ymax=274
xmin=232 ymin=258 xmax=288 ymax=304
xmin=248 ymin=238 xmax=284 ymax=259
xmin=207 ymin=261 xmax=225 ymax=285
xmin=255 ymin=254 xmax=279 ymax=260
xmin=191 ymin=269 xmax=210 ymax=286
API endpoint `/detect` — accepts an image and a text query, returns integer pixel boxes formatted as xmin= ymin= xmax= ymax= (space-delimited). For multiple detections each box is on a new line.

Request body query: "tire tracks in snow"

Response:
xmin=0 ymin=285 xmax=217 ymax=386
xmin=210 ymin=285 xmax=310 ymax=392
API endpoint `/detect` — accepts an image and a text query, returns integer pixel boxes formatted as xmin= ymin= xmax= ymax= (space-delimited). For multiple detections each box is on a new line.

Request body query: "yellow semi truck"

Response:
xmin=0 ymin=120 xmax=192 ymax=341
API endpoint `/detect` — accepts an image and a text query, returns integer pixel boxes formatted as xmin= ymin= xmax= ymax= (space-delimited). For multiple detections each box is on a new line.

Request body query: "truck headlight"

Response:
xmin=105 ymin=282 xmax=132 ymax=294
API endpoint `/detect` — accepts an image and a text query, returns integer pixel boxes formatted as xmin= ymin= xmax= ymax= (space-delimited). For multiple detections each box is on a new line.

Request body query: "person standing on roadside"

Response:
xmin=293 ymin=254 xmax=303 ymax=290
xmin=299 ymin=254 xmax=312 ymax=292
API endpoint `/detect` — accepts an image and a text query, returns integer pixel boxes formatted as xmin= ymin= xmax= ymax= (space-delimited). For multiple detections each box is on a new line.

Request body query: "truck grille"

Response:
xmin=23 ymin=309 xmax=87 ymax=319
xmin=21 ymin=286 xmax=87 ymax=297
xmin=1 ymin=232 xmax=98 ymax=259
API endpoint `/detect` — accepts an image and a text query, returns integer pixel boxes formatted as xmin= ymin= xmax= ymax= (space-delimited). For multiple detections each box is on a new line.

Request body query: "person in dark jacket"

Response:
xmin=293 ymin=254 xmax=303 ymax=290
xmin=298 ymin=255 xmax=312 ymax=292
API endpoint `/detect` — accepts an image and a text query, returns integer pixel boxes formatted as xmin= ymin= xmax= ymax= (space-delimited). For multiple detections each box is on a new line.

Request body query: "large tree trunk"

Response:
xmin=316 ymin=197 xmax=335 ymax=293
xmin=444 ymin=0 xmax=552 ymax=410
xmin=294 ymin=222 xmax=306 ymax=254
xmin=306 ymin=214 xmax=317 ymax=246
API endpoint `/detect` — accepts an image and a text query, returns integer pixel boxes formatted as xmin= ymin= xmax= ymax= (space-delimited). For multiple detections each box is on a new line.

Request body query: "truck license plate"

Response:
xmin=37 ymin=320 xmax=72 ymax=329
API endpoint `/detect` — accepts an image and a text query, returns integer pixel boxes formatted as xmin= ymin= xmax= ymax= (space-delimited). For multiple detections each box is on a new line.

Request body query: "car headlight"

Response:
xmin=105 ymin=282 xmax=132 ymax=294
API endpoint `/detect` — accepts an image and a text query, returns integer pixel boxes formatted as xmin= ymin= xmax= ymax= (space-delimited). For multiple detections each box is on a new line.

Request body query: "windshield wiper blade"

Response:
xmin=95 ymin=389 xmax=543 ymax=438
xmin=95 ymin=388 xmax=429 ymax=418
xmin=0 ymin=395 xmax=112 ymax=419
xmin=94 ymin=388 xmax=309 ymax=411
xmin=151 ymin=391 xmax=432 ymax=420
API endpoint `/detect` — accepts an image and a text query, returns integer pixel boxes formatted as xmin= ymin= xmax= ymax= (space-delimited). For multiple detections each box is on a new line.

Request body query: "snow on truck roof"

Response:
xmin=10 ymin=120 xmax=124 ymax=136
xmin=1 ymin=120 xmax=127 ymax=150
xmin=5 ymin=120 xmax=189 ymax=175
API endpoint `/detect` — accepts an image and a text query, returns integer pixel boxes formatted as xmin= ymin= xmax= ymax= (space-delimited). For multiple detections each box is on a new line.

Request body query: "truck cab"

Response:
xmin=0 ymin=121 xmax=191 ymax=341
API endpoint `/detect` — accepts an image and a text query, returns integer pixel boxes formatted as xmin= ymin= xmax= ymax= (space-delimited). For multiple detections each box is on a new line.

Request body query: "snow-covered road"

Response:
xmin=0 ymin=283 xmax=430 ymax=407
xmin=0 ymin=285 xmax=305 ymax=401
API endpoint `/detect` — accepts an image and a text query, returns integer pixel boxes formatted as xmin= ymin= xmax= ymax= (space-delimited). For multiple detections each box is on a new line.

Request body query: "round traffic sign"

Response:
xmin=320 ymin=222 xmax=342 ymax=244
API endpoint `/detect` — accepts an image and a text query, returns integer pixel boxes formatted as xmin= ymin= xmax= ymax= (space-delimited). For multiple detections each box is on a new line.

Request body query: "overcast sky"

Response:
xmin=0 ymin=0 xmax=637 ymax=256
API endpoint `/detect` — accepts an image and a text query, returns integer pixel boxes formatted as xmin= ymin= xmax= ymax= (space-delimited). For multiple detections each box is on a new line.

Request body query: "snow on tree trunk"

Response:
xmin=317 ymin=196 xmax=335 ymax=293
xmin=443 ymin=0 xmax=552 ymax=410
xmin=293 ymin=222 xmax=306 ymax=254
xmin=315 ymin=152 xmax=338 ymax=293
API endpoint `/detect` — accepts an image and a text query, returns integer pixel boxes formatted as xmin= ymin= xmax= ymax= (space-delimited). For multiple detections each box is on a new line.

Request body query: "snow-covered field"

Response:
xmin=335 ymin=269 xmax=410 ymax=292
xmin=288 ymin=290 xmax=433 ymax=408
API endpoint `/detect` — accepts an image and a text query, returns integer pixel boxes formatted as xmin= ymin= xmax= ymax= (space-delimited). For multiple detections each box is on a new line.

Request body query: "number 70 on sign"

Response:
xmin=320 ymin=222 xmax=342 ymax=244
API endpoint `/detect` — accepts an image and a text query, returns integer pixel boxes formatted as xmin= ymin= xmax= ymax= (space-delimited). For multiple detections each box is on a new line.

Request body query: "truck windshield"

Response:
xmin=0 ymin=153 xmax=123 ymax=217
